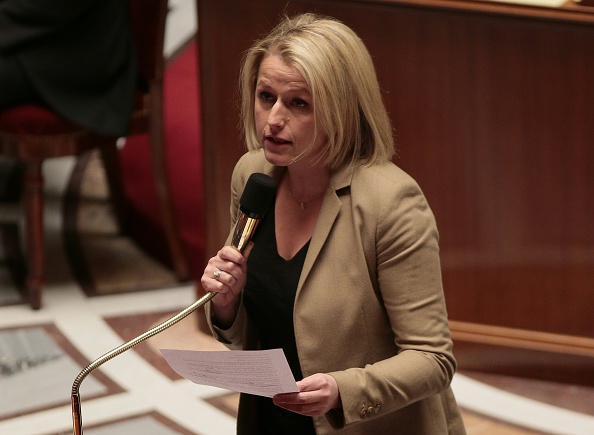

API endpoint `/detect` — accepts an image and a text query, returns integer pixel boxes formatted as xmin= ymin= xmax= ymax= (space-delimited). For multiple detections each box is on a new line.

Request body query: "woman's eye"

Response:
xmin=259 ymin=91 xmax=274 ymax=101
xmin=293 ymin=99 xmax=308 ymax=108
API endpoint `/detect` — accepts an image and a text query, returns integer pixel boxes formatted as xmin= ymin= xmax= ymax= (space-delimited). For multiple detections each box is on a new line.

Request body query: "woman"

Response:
xmin=202 ymin=13 xmax=466 ymax=435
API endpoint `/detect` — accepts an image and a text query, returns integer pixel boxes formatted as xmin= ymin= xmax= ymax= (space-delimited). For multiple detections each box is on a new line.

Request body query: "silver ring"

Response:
xmin=213 ymin=269 xmax=222 ymax=279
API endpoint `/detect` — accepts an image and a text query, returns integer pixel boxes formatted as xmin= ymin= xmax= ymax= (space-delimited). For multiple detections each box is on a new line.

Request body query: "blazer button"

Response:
xmin=360 ymin=406 xmax=367 ymax=418
xmin=367 ymin=406 xmax=374 ymax=415
xmin=375 ymin=403 xmax=382 ymax=413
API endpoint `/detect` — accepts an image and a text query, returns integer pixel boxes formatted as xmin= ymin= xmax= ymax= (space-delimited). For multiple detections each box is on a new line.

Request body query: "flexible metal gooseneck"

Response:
xmin=70 ymin=289 xmax=216 ymax=434
xmin=70 ymin=172 xmax=276 ymax=434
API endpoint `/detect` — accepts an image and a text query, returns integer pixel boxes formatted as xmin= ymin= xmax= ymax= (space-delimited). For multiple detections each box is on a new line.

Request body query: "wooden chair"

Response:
xmin=126 ymin=0 xmax=190 ymax=282
xmin=0 ymin=0 xmax=189 ymax=309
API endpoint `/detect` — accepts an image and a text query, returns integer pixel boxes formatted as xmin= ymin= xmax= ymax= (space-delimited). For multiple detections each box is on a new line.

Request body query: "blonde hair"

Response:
xmin=239 ymin=13 xmax=395 ymax=169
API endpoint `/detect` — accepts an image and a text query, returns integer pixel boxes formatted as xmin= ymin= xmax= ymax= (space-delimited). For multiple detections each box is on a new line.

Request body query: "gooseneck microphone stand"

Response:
xmin=70 ymin=289 xmax=216 ymax=435
xmin=70 ymin=173 xmax=276 ymax=434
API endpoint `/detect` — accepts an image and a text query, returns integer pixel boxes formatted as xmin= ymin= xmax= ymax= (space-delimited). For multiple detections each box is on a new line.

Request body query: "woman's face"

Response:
xmin=254 ymin=55 xmax=327 ymax=168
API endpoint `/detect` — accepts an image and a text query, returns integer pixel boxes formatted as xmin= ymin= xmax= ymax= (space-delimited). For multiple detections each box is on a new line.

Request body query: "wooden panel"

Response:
xmin=196 ymin=0 xmax=594 ymax=381
xmin=450 ymin=321 xmax=594 ymax=385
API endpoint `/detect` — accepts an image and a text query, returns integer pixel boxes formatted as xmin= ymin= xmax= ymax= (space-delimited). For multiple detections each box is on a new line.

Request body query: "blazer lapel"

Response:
xmin=296 ymin=164 xmax=354 ymax=295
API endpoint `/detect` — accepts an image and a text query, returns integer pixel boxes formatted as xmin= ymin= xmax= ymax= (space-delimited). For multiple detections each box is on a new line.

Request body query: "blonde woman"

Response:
xmin=202 ymin=13 xmax=466 ymax=435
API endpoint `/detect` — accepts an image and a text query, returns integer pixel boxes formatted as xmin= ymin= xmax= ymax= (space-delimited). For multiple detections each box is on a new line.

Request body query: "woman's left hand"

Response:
xmin=272 ymin=373 xmax=341 ymax=417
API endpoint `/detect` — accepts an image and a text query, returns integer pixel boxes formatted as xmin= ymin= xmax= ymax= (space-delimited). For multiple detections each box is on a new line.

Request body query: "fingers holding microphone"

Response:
xmin=201 ymin=243 xmax=254 ymax=300
xmin=202 ymin=243 xmax=254 ymax=328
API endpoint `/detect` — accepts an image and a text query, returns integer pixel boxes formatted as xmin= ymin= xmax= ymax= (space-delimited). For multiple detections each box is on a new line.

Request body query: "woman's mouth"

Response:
xmin=265 ymin=135 xmax=291 ymax=145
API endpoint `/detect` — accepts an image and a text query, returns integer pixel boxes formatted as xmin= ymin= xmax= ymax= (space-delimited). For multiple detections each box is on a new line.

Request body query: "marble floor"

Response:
xmin=1 ymin=1 xmax=594 ymax=434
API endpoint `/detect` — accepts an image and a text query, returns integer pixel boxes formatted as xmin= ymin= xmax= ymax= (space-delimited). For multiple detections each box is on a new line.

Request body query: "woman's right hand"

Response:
xmin=201 ymin=243 xmax=253 ymax=327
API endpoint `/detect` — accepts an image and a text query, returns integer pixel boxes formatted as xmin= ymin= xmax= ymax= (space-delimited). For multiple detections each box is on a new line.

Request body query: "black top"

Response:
xmin=243 ymin=204 xmax=316 ymax=434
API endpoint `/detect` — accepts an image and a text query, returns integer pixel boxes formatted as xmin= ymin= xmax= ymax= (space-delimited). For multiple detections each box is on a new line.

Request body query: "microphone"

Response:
xmin=71 ymin=173 xmax=275 ymax=434
xmin=231 ymin=172 xmax=276 ymax=252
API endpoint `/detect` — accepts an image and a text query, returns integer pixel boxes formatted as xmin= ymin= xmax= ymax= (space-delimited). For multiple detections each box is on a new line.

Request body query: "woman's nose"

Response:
xmin=268 ymin=101 xmax=288 ymax=127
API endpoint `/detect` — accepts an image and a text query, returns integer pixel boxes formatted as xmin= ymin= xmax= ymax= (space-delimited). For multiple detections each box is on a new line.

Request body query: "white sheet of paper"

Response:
xmin=160 ymin=348 xmax=299 ymax=398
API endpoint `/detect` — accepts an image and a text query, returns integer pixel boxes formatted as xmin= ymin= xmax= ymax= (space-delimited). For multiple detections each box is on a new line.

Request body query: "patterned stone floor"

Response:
xmin=2 ymin=258 xmax=594 ymax=434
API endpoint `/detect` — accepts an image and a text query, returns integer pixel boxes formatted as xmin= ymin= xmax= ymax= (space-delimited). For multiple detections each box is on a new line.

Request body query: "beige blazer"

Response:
xmin=207 ymin=150 xmax=466 ymax=435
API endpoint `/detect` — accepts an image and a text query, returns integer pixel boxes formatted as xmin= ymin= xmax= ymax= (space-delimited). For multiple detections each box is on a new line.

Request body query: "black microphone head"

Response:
xmin=239 ymin=173 xmax=276 ymax=218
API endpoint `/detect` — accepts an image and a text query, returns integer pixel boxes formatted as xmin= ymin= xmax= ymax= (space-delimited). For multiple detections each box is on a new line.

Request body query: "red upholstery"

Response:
xmin=0 ymin=105 xmax=82 ymax=135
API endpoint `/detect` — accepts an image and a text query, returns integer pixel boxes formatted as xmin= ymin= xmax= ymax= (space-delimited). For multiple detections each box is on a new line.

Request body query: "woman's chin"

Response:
xmin=263 ymin=148 xmax=293 ymax=167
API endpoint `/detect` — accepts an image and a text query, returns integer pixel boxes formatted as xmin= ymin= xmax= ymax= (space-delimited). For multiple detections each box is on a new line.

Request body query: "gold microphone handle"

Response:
xmin=71 ymin=289 xmax=216 ymax=434
xmin=231 ymin=214 xmax=259 ymax=252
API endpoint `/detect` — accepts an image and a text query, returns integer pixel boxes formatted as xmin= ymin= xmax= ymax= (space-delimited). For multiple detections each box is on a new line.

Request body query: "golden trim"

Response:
xmin=450 ymin=320 xmax=594 ymax=358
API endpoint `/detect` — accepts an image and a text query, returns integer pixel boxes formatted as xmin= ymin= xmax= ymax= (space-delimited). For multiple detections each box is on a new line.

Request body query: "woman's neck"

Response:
xmin=283 ymin=166 xmax=330 ymax=204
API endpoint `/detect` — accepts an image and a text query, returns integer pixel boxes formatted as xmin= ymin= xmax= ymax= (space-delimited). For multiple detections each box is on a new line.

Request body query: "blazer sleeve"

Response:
xmin=0 ymin=0 xmax=95 ymax=52
xmin=326 ymin=170 xmax=456 ymax=429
